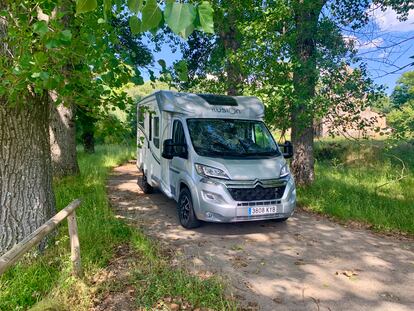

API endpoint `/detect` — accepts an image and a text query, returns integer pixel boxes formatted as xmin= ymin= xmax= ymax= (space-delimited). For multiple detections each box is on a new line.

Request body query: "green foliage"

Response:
xmin=127 ymin=0 xmax=143 ymax=14
xmin=198 ymin=1 xmax=215 ymax=34
xmin=383 ymin=71 xmax=414 ymax=141
xmin=141 ymin=0 xmax=163 ymax=32
xmin=173 ymin=60 xmax=189 ymax=82
xmin=388 ymin=101 xmax=414 ymax=141
xmin=391 ymin=71 xmax=414 ymax=108
xmin=128 ymin=15 xmax=142 ymax=34
xmin=372 ymin=96 xmax=393 ymax=114
xmin=164 ymin=3 xmax=197 ymax=38
xmin=95 ymin=112 xmax=135 ymax=144
xmin=1 ymin=0 xmax=214 ymax=110
xmin=76 ymin=0 xmax=98 ymax=14
xmin=300 ymin=140 xmax=414 ymax=234
xmin=176 ymin=0 xmax=383 ymax=137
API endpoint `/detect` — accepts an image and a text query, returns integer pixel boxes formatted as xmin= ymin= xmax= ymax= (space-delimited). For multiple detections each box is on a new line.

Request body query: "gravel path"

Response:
xmin=107 ymin=162 xmax=414 ymax=311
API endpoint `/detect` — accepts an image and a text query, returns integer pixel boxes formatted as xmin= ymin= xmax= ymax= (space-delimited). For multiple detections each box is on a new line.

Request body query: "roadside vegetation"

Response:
xmin=300 ymin=139 xmax=414 ymax=235
xmin=0 ymin=145 xmax=232 ymax=311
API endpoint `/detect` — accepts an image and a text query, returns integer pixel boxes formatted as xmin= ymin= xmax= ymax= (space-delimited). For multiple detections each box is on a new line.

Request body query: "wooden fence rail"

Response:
xmin=0 ymin=199 xmax=82 ymax=277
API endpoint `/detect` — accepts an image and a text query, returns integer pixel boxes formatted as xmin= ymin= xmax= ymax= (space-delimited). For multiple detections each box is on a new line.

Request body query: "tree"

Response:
xmin=0 ymin=1 xmax=58 ymax=253
xmin=50 ymin=99 xmax=80 ymax=176
xmin=391 ymin=71 xmax=414 ymax=108
xmin=173 ymin=0 xmax=265 ymax=95
xmin=0 ymin=0 xmax=214 ymax=254
xmin=388 ymin=71 xmax=414 ymax=140
xmin=176 ymin=0 xmax=410 ymax=185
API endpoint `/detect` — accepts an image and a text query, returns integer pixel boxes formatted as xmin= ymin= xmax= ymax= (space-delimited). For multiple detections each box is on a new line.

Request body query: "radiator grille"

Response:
xmin=227 ymin=185 xmax=286 ymax=202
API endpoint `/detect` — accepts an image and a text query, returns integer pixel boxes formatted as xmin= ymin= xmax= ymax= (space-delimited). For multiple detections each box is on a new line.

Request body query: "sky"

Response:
xmin=144 ymin=5 xmax=414 ymax=95
xmin=351 ymin=6 xmax=414 ymax=94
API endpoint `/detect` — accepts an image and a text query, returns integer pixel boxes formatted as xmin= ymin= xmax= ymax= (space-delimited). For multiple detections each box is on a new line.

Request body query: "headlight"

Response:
xmin=195 ymin=163 xmax=230 ymax=179
xmin=280 ymin=164 xmax=290 ymax=178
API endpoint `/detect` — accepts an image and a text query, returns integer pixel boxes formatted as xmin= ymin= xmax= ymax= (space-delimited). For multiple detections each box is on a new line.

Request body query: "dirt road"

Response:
xmin=107 ymin=162 xmax=414 ymax=311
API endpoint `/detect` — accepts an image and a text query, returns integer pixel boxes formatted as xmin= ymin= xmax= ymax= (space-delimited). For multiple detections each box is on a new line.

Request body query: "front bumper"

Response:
xmin=193 ymin=176 xmax=296 ymax=223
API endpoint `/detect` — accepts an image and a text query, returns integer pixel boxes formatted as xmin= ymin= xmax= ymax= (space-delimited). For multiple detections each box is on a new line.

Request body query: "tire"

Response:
xmin=178 ymin=188 xmax=201 ymax=229
xmin=273 ymin=217 xmax=289 ymax=223
xmin=138 ymin=172 xmax=153 ymax=194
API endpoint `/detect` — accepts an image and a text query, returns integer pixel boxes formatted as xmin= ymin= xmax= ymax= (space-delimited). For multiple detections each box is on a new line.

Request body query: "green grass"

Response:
xmin=0 ymin=144 xmax=233 ymax=311
xmin=299 ymin=139 xmax=414 ymax=234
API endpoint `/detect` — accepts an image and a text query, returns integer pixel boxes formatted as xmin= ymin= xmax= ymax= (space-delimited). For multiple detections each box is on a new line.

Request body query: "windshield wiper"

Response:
xmin=246 ymin=151 xmax=280 ymax=156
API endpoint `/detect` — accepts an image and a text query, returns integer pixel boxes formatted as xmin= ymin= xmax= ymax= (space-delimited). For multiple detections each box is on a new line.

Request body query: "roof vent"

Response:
xmin=197 ymin=94 xmax=238 ymax=106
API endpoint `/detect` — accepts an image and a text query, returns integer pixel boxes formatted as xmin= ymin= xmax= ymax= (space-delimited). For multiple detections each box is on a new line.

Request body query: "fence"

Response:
xmin=0 ymin=199 xmax=82 ymax=277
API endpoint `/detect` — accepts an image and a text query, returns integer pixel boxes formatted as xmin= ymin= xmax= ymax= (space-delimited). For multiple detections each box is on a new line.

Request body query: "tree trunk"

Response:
xmin=78 ymin=107 xmax=96 ymax=153
xmin=290 ymin=0 xmax=324 ymax=186
xmin=220 ymin=6 xmax=243 ymax=96
xmin=49 ymin=94 xmax=80 ymax=177
xmin=82 ymin=130 xmax=95 ymax=153
xmin=0 ymin=98 xmax=56 ymax=254
xmin=48 ymin=1 xmax=80 ymax=177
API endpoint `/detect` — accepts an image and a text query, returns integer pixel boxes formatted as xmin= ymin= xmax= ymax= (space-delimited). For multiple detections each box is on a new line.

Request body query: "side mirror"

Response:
xmin=162 ymin=139 xmax=175 ymax=159
xmin=162 ymin=139 xmax=188 ymax=159
xmin=280 ymin=141 xmax=293 ymax=159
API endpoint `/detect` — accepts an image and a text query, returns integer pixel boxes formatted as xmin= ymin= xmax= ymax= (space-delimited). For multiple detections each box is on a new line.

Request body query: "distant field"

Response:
xmin=299 ymin=139 xmax=414 ymax=235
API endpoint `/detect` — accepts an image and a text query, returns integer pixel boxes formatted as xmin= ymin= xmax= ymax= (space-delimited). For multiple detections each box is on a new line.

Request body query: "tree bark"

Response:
xmin=48 ymin=1 xmax=80 ymax=177
xmin=290 ymin=0 xmax=324 ymax=186
xmin=49 ymin=94 xmax=80 ymax=177
xmin=78 ymin=107 xmax=96 ymax=154
xmin=220 ymin=5 xmax=243 ymax=96
xmin=0 ymin=98 xmax=56 ymax=254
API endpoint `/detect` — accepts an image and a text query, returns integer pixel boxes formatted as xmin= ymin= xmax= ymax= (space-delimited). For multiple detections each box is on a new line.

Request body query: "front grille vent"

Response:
xmin=227 ymin=185 xmax=286 ymax=202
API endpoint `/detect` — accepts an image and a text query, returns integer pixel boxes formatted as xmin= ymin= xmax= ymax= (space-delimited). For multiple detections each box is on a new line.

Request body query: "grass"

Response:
xmin=0 ymin=144 xmax=233 ymax=311
xmin=299 ymin=139 xmax=414 ymax=235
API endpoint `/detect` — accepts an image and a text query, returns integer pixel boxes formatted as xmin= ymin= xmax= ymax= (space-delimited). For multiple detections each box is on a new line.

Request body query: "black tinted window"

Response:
xmin=172 ymin=120 xmax=186 ymax=154
xmin=153 ymin=116 xmax=160 ymax=148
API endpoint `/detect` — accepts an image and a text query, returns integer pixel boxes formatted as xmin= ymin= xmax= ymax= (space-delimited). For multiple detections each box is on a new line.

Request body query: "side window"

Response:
xmin=137 ymin=106 xmax=145 ymax=128
xmin=153 ymin=116 xmax=160 ymax=148
xmin=149 ymin=114 xmax=152 ymax=142
xmin=172 ymin=120 xmax=186 ymax=155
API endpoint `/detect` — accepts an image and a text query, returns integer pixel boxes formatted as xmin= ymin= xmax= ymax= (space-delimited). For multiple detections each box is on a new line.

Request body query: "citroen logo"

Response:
xmin=253 ymin=179 xmax=263 ymax=187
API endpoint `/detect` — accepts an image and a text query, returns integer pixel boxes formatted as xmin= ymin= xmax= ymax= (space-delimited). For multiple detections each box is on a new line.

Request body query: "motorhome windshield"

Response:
xmin=187 ymin=119 xmax=281 ymax=158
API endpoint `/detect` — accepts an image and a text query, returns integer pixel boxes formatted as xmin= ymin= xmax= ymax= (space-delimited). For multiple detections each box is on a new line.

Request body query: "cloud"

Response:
xmin=378 ymin=51 xmax=389 ymax=59
xmin=371 ymin=6 xmax=414 ymax=32
xmin=343 ymin=35 xmax=384 ymax=50
xmin=358 ymin=38 xmax=384 ymax=49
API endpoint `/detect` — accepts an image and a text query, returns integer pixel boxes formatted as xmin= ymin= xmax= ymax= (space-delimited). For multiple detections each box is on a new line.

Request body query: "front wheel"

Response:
xmin=138 ymin=172 xmax=153 ymax=194
xmin=178 ymin=188 xmax=201 ymax=229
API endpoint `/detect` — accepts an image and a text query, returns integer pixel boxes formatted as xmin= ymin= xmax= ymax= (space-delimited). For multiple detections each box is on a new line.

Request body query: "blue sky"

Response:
xmin=144 ymin=6 xmax=414 ymax=95
xmin=348 ymin=6 xmax=414 ymax=94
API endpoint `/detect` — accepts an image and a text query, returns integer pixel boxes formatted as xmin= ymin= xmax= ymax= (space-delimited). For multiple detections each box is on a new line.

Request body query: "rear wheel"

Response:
xmin=138 ymin=172 xmax=153 ymax=194
xmin=178 ymin=188 xmax=201 ymax=229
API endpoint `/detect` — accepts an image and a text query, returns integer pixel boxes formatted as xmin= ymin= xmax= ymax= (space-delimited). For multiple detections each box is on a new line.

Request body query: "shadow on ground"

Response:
xmin=107 ymin=162 xmax=414 ymax=311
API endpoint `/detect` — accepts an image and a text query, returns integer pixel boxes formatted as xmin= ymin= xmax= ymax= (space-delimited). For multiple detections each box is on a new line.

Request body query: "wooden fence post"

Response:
xmin=67 ymin=211 xmax=82 ymax=277
xmin=0 ymin=199 xmax=82 ymax=276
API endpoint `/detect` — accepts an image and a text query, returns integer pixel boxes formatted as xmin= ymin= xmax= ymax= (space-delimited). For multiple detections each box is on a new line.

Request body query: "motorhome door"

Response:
xmin=169 ymin=119 xmax=188 ymax=198
xmin=160 ymin=112 xmax=171 ymax=194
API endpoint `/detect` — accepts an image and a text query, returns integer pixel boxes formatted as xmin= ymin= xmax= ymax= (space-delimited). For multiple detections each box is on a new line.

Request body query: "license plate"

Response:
xmin=248 ymin=206 xmax=277 ymax=216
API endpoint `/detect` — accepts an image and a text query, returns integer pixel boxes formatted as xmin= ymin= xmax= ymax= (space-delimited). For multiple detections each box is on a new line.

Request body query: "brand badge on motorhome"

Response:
xmin=211 ymin=107 xmax=241 ymax=114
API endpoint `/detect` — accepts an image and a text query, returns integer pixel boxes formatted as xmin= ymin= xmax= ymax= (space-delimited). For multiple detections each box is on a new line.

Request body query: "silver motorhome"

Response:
xmin=136 ymin=91 xmax=296 ymax=228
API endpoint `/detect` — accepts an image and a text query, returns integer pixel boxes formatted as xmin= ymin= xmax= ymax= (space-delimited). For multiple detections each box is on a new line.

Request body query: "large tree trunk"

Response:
xmin=48 ymin=1 xmax=80 ymax=177
xmin=220 ymin=5 xmax=243 ymax=96
xmin=49 ymin=95 xmax=80 ymax=177
xmin=290 ymin=0 xmax=324 ymax=186
xmin=0 ymin=98 xmax=56 ymax=254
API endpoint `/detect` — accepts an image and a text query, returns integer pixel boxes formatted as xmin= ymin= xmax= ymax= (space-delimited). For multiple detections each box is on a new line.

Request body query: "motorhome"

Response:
xmin=136 ymin=91 xmax=296 ymax=228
